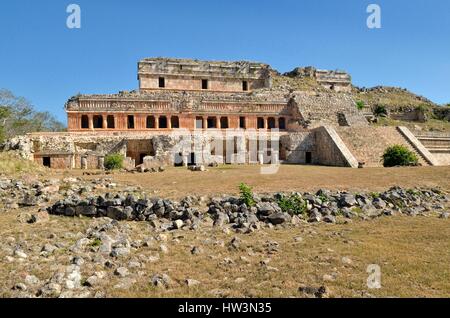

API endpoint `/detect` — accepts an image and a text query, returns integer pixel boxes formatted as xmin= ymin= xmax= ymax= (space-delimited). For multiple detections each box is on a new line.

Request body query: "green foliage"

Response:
xmin=277 ymin=193 xmax=308 ymax=216
xmin=239 ymin=183 xmax=255 ymax=207
xmin=317 ymin=194 xmax=329 ymax=203
xmin=415 ymin=104 xmax=429 ymax=113
xmin=382 ymin=145 xmax=419 ymax=167
xmin=355 ymin=100 xmax=365 ymax=111
xmin=0 ymin=89 xmax=66 ymax=143
xmin=370 ymin=192 xmax=380 ymax=199
xmin=91 ymin=238 xmax=102 ymax=247
xmin=374 ymin=104 xmax=388 ymax=117
xmin=104 ymin=153 xmax=124 ymax=170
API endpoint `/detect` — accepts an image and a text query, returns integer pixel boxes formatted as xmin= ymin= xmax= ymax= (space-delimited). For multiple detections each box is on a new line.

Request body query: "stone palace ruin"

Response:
xmin=5 ymin=57 xmax=447 ymax=169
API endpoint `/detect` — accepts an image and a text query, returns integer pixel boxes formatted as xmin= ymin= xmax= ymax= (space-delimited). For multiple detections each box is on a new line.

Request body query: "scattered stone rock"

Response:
xmin=151 ymin=274 xmax=172 ymax=289
xmin=114 ymin=267 xmax=129 ymax=278
xmin=185 ymin=279 xmax=200 ymax=287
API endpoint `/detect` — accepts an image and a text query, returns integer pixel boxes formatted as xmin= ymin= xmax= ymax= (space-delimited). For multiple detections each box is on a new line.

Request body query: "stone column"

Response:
xmin=88 ymin=115 xmax=94 ymax=130
xmin=155 ymin=116 xmax=160 ymax=129
xmin=217 ymin=116 xmax=221 ymax=129
xmin=103 ymin=116 xmax=107 ymax=129
xmin=98 ymin=156 xmax=105 ymax=170
xmin=81 ymin=156 xmax=88 ymax=170
xmin=168 ymin=115 xmax=172 ymax=129
xmin=203 ymin=117 xmax=208 ymax=130
xmin=258 ymin=151 xmax=264 ymax=165
xmin=264 ymin=117 xmax=268 ymax=130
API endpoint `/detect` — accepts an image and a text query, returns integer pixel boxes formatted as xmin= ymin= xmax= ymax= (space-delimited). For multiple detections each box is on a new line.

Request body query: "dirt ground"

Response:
xmin=1 ymin=164 xmax=449 ymax=298
xmin=65 ymin=165 xmax=450 ymax=199
xmin=1 ymin=211 xmax=449 ymax=298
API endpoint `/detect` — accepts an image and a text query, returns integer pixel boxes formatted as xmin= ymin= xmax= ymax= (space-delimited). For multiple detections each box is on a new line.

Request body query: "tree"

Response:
xmin=0 ymin=89 xmax=65 ymax=143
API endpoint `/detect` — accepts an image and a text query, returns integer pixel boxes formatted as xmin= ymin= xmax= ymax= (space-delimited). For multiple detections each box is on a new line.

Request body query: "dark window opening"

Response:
xmin=159 ymin=77 xmax=165 ymax=88
xmin=196 ymin=117 xmax=203 ymax=129
xmin=81 ymin=115 xmax=89 ymax=129
xmin=189 ymin=153 xmax=196 ymax=166
xmin=207 ymin=117 xmax=217 ymax=128
xmin=43 ymin=157 xmax=51 ymax=168
xmin=243 ymin=81 xmax=248 ymax=91
xmin=159 ymin=116 xmax=168 ymax=129
xmin=278 ymin=117 xmax=286 ymax=130
xmin=139 ymin=153 xmax=147 ymax=165
xmin=202 ymin=79 xmax=208 ymax=90
xmin=107 ymin=115 xmax=115 ymax=129
xmin=239 ymin=117 xmax=246 ymax=129
xmin=220 ymin=117 xmax=229 ymax=129
xmin=268 ymin=117 xmax=276 ymax=129
xmin=93 ymin=115 xmax=103 ymax=129
xmin=171 ymin=116 xmax=179 ymax=128
xmin=257 ymin=117 xmax=265 ymax=129
xmin=146 ymin=116 xmax=155 ymax=129
xmin=305 ymin=152 xmax=312 ymax=164
xmin=127 ymin=115 xmax=135 ymax=129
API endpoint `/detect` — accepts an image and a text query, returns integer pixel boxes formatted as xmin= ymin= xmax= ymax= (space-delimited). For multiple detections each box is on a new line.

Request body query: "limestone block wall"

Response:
xmin=279 ymin=132 xmax=315 ymax=164
xmin=139 ymin=75 xmax=266 ymax=92
xmin=291 ymin=92 xmax=367 ymax=128
xmin=313 ymin=126 xmax=358 ymax=168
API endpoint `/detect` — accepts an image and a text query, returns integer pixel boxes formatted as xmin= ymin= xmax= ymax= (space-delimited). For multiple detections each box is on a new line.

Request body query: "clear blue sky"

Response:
xmin=1 ymin=0 xmax=449 ymax=123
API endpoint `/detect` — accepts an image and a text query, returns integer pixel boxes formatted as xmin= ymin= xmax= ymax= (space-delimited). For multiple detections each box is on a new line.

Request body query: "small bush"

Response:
xmin=374 ymin=105 xmax=388 ymax=117
xmin=415 ymin=104 xmax=429 ymax=113
xmin=382 ymin=145 xmax=418 ymax=167
xmin=104 ymin=153 xmax=124 ymax=170
xmin=355 ymin=100 xmax=365 ymax=111
xmin=277 ymin=194 xmax=307 ymax=216
xmin=239 ymin=183 xmax=255 ymax=207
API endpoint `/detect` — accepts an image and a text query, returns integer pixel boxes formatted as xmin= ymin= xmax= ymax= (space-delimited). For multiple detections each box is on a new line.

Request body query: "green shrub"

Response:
xmin=415 ymin=104 xmax=429 ymax=113
xmin=91 ymin=238 xmax=102 ymax=247
xmin=104 ymin=153 xmax=124 ymax=170
xmin=382 ymin=145 xmax=418 ymax=167
xmin=277 ymin=194 xmax=307 ymax=216
xmin=374 ymin=105 xmax=388 ymax=117
xmin=355 ymin=100 xmax=365 ymax=111
xmin=239 ymin=183 xmax=255 ymax=207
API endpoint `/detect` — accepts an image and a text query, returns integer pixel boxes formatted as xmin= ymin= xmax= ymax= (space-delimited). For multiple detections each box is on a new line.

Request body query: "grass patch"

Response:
xmin=0 ymin=152 xmax=44 ymax=175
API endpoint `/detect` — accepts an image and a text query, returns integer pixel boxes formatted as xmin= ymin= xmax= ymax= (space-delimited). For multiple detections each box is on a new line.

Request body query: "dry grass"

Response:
xmin=68 ymin=165 xmax=450 ymax=200
xmin=0 ymin=152 xmax=45 ymax=175
xmin=1 ymin=211 xmax=449 ymax=298
xmin=374 ymin=117 xmax=450 ymax=132
xmin=1 ymin=165 xmax=449 ymax=298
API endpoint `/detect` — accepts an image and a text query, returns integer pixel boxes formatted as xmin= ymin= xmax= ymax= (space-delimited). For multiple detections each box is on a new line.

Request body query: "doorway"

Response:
xmin=305 ymin=152 xmax=312 ymax=164
xmin=43 ymin=157 xmax=51 ymax=168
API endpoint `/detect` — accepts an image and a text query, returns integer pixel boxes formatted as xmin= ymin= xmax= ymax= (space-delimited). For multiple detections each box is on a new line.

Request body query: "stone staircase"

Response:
xmin=412 ymin=131 xmax=450 ymax=165
xmin=336 ymin=126 xmax=428 ymax=167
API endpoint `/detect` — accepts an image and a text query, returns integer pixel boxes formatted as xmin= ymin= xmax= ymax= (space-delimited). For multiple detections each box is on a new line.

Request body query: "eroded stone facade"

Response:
xmin=7 ymin=57 xmax=401 ymax=170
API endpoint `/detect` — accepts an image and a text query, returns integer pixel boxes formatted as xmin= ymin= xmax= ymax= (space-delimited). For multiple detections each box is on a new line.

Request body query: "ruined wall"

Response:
xmin=138 ymin=58 xmax=271 ymax=92
xmin=279 ymin=132 xmax=315 ymax=164
xmin=290 ymin=92 xmax=368 ymax=128
xmin=313 ymin=126 xmax=358 ymax=167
